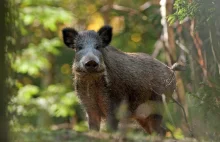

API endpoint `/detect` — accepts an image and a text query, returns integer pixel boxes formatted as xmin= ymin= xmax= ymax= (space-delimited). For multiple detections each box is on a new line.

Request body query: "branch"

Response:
xmin=139 ymin=1 xmax=151 ymax=11
xmin=100 ymin=2 xmax=153 ymax=16
xmin=112 ymin=4 xmax=138 ymax=14
xmin=152 ymin=40 xmax=163 ymax=58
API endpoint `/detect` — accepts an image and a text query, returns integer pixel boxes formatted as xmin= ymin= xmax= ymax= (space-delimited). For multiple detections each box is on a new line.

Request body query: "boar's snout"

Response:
xmin=74 ymin=50 xmax=105 ymax=74
xmin=84 ymin=60 xmax=99 ymax=72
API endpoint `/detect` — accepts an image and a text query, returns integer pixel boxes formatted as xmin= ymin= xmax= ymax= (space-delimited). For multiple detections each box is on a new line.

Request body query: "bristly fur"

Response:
xmin=62 ymin=25 xmax=177 ymax=135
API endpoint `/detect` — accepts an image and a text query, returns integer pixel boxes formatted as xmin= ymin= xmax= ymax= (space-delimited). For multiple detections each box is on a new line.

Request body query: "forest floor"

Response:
xmin=12 ymin=128 xmax=199 ymax=142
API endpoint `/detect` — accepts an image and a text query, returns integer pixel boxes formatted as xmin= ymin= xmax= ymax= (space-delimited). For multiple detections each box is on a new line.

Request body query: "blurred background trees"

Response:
xmin=5 ymin=0 xmax=220 ymax=141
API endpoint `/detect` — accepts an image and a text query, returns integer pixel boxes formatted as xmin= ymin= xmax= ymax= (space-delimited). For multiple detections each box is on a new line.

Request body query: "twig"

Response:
xmin=162 ymin=94 xmax=176 ymax=127
xmin=112 ymin=4 xmax=138 ymax=14
xmin=152 ymin=40 xmax=163 ymax=58
xmin=139 ymin=2 xmax=151 ymax=11
xmin=176 ymin=40 xmax=189 ymax=54
xmin=101 ymin=4 xmax=139 ymax=15
xmin=171 ymin=97 xmax=194 ymax=137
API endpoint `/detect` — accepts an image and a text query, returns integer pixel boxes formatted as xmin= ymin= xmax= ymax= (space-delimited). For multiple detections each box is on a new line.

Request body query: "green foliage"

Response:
xmin=169 ymin=0 xmax=219 ymax=24
xmin=9 ymin=0 xmax=79 ymax=131
xmin=74 ymin=121 xmax=88 ymax=132
xmin=166 ymin=123 xmax=184 ymax=139
xmin=10 ymin=83 xmax=79 ymax=117
xmin=10 ymin=0 xmax=162 ymax=133
xmin=169 ymin=1 xmax=220 ymax=140
xmin=17 ymin=85 xmax=39 ymax=104
xmin=19 ymin=0 xmax=60 ymax=6
xmin=168 ymin=0 xmax=197 ymax=24
xmin=49 ymin=91 xmax=78 ymax=117
xmin=192 ymin=83 xmax=220 ymax=115
xmin=8 ymin=0 xmax=220 ymax=141
xmin=13 ymin=38 xmax=61 ymax=76
xmin=21 ymin=6 xmax=73 ymax=31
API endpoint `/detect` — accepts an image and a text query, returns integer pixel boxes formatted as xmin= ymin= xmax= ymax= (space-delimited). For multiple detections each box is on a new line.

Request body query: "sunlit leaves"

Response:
xmin=166 ymin=123 xmax=184 ymax=139
xmin=9 ymin=0 xmax=79 ymax=130
xmin=11 ymin=83 xmax=78 ymax=118
xmin=17 ymin=85 xmax=40 ymax=104
xmin=31 ymin=84 xmax=79 ymax=118
xmin=168 ymin=0 xmax=197 ymax=24
xmin=21 ymin=6 xmax=73 ymax=31
xmin=40 ymin=38 xmax=62 ymax=55
xmin=74 ymin=121 xmax=88 ymax=132
xmin=49 ymin=92 xmax=78 ymax=117
xmin=9 ymin=85 xmax=40 ymax=116
xmin=167 ymin=15 xmax=176 ymax=25
xmin=12 ymin=38 xmax=62 ymax=76
xmin=41 ymin=84 xmax=78 ymax=117
xmin=20 ymin=0 xmax=60 ymax=7
xmin=169 ymin=0 xmax=219 ymax=24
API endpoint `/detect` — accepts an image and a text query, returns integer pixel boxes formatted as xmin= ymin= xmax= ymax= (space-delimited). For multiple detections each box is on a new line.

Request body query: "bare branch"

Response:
xmin=139 ymin=2 xmax=151 ymax=11
xmin=152 ymin=40 xmax=163 ymax=58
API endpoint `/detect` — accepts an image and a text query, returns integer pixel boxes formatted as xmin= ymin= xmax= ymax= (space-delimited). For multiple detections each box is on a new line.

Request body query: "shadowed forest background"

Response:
xmin=2 ymin=0 xmax=220 ymax=141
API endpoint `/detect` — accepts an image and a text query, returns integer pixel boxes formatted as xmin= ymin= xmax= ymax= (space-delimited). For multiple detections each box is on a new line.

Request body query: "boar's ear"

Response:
xmin=98 ymin=25 xmax=112 ymax=47
xmin=62 ymin=28 xmax=78 ymax=48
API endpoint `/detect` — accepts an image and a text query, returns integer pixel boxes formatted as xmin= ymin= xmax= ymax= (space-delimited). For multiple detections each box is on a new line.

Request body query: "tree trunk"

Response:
xmin=0 ymin=0 xmax=8 ymax=141
xmin=37 ymin=53 xmax=55 ymax=129
xmin=160 ymin=0 xmax=188 ymax=126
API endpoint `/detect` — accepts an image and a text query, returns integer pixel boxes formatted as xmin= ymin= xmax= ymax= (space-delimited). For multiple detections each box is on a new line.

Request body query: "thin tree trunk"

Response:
xmin=38 ymin=53 xmax=55 ymax=128
xmin=208 ymin=21 xmax=220 ymax=75
xmin=101 ymin=0 xmax=114 ymax=25
xmin=160 ymin=0 xmax=188 ymax=124
xmin=0 ymin=0 xmax=8 ymax=141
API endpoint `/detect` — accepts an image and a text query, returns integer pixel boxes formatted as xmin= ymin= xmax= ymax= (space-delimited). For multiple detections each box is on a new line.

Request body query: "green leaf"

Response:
xmin=20 ymin=6 xmax=73 ymax=31
xmin=17 ymin=85 xmax=40 ymax=104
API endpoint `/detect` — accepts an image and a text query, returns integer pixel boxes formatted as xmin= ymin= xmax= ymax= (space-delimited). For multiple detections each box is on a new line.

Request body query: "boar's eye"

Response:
xmin=95 ymin=45 xmax=99 ymax=49
xmin=77 ymin=46 xmax=83 ymax=51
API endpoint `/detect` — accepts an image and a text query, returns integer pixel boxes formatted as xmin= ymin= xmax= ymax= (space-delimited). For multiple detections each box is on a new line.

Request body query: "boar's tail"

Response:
xmin=171 ymin=62 xmax=186 ymax=71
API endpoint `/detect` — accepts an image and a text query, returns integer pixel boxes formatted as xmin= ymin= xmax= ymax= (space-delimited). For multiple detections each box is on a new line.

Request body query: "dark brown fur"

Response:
xmin=100 ymin=46 xmax=176 ymax=109
xmin=62 ymin=26 xmax=176 ymax=134
xmin=73 ymin=46 xmax=176 ymax=133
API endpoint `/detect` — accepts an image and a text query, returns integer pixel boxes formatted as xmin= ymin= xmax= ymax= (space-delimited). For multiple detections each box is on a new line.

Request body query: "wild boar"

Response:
xmin=62 ymin=25 xmax=176 ymax=135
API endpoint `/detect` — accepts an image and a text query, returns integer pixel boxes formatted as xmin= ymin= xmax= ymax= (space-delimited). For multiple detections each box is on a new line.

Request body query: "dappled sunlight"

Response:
xmin=61 ymin=64 xmax=71 ymax=75
xmin=131 ymin=33 xmax=142 ymax=43
xmin=87 ymin=13 xmax=104 ymax=31
xmin=110 ymin=16 xmax=125 ymax=34
xmin=4 ymin=0 xmax=220 ymax=141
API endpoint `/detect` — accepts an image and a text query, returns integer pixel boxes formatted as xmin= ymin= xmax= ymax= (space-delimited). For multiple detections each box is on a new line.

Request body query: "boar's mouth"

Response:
xmin=74 ymin=69 xmax=105 ymax=75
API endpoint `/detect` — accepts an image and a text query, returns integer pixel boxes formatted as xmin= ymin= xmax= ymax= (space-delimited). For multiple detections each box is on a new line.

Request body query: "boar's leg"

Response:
xmin=78 ymin=96 xmax=102 ymax=131
xmin=78 ymin=94 xmax=102 ymax=131
xmin=76 ymin=81 xmax=102 ymax=131
xmin=87 ymin=110 xmax=101 ymax=131
xmin=136 ymin=114 xmax=166 ymax=135
xmin=106 ymin=99 xmax=120 ymax=131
